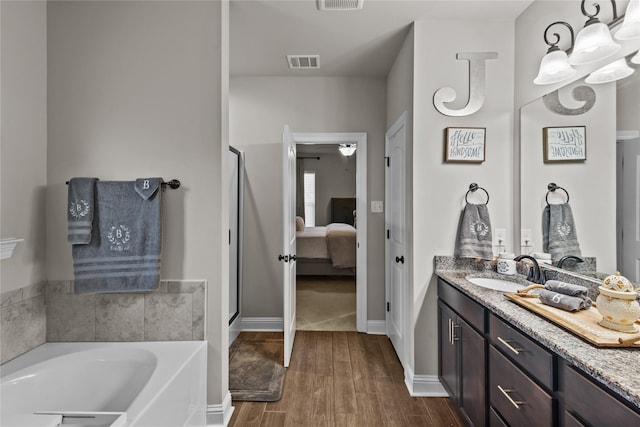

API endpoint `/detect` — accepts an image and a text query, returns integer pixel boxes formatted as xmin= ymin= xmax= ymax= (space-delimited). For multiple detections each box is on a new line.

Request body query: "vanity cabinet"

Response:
xmin=438 ymin=279 xmax=486 ymax=427
xmin=559 ymin=361 xmax=640 ymax=427
xmin=438 ymin=276 xmax=640 ymax=427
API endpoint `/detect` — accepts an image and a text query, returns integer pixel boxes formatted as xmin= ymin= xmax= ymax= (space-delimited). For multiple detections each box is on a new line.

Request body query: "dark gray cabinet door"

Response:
xmin=438 ymin=300 xmax=459 ymax=403
xmin=460 ymin=316 xmax=486 ymax=427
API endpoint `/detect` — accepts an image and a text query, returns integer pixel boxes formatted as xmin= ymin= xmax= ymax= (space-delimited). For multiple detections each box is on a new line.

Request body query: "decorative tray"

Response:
xmin=504 ymin=292 xmax=640 ymax=348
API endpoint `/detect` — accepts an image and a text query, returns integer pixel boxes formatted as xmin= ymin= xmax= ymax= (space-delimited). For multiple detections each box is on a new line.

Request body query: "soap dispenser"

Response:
xmin=497 ymin=253 xmax=517 ymax=275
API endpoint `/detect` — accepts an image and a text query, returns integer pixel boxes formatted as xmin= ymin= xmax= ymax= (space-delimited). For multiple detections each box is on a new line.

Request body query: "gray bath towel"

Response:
xmin=544 ymin=280 xmax=589 ymax=298
xmin=542 ymin=203 xmax=581 ymax=261
xmin=72 ymin=179 xmax=162 ymax=294
xmin=454 ymin=203 xmax=493 ymax=260
xmin=67 ymin=177 xmax=98 ymax=245
xmin=539 ymin=289 xmax=592 ymax=312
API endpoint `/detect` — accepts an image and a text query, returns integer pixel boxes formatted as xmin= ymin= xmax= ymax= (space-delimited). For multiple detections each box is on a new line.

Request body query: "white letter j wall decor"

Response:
xmin=433 ymin=52 xmax=497 ymax=117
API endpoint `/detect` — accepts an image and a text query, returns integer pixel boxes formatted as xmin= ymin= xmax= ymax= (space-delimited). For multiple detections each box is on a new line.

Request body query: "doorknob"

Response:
xmin=395 ymin=256 xmax=405 ymax=264
xmin=278 ymin=254 xmax=289 ymax=262
xmin=289 ymin=255 xmax=297 ymax=261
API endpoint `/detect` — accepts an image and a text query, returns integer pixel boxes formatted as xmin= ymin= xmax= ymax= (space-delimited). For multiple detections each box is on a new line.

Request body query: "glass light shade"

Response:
xmin=569 ymin=22 xmax=621 ymax=65
xmin=338 ymin=144 xmax=356 ymax=157
xmin=534 ymin=49 xmax=577 ymax=85
xmin=614 ymin=0 xmax=640 ymax=40
xmin=585 ymin=58 xmax=634 ymax=84
xmin=632 ymin=50 xmax=640 ymax=65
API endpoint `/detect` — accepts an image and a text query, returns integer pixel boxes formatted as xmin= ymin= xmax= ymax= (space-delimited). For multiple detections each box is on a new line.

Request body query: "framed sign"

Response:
xmin=444 ymin=127 xmax=486 ymax=163
xmin=543 ymin=126 xmax=586 ymax=163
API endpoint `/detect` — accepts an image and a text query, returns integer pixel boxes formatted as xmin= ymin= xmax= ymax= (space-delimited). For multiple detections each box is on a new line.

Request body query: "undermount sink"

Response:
xmin=466 ymin=276 xmax=526 ymax=292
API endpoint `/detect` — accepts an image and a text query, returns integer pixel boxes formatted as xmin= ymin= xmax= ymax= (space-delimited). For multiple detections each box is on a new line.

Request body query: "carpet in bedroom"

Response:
xmin=229 ymin=332 xmax=285 ymax=402
xmin=296 ymin=276 xmax=356 ymax=331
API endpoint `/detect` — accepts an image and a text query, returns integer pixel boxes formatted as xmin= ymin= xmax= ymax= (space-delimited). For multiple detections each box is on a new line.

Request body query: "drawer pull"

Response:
xmin=448 ymin=318 xmax=452 ymax=344
xmin=497 ymin=336 xmax=523 ymax=355
xmin=497 ymin=385 xmax=523 ymax=409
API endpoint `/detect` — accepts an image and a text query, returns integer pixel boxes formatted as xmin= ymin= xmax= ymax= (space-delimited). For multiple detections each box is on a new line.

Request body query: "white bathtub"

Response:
xmin=0 ymin=341 xmax=207 ymax=427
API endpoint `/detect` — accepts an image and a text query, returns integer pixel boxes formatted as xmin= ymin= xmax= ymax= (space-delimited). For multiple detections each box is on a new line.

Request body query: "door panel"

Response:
xmin=283 ymin=126 xmax=297 ymax=367
xmin=385 ymin=112 xmax=407 ymax=364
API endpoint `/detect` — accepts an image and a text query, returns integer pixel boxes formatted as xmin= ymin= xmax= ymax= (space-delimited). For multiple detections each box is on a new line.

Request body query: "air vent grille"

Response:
xmin=316 ymin=0 xmax=364 ymax=11
xmin=287 ymin=55 xmax=320 ymax=69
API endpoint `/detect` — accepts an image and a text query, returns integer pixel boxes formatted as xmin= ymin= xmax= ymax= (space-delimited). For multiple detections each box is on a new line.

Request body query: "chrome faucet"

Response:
xmin=556 ymin=255 xmax=584 ymax=269
xmin=514 ymin=255 xmax=546 ymax=284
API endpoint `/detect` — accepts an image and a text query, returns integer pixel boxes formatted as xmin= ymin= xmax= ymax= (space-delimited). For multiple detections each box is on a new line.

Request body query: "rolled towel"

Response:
xmin=67 ymin=177 xmax=98 ymax=245
xmin=544 ymin=280 xmax=589 ymax=298
xmin=539 ymin=289 xmax=592 ymax=312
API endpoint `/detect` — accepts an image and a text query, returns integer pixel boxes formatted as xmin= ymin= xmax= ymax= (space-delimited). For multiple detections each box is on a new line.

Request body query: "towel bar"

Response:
xmin=546 ymin=182 xmax=569 ymax=204
xmin=465 ymin=182 xmax=489 ymax=204
xmin=66 ymin=179 xmax=181 ymax=190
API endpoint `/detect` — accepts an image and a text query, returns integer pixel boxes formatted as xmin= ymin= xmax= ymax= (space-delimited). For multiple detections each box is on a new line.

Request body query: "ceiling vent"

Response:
xmin=286 ymin=55 xmax=320 ymax=69
xmin=316 ymin=0 xmax=364 ymax=11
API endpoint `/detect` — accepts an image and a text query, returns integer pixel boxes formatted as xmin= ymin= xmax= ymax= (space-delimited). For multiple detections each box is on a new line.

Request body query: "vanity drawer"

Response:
xmin=438 ymin=278 xmax=485 ymax=332
xmin=489 ymin=346 xmax=552 ymax=427
xmin=489 ymin=407 xmax=509 ymax=427
xmin=489 ymin=313 xmax=554 ymax=390
xmin=561 ymin=363 xmax=640 ymax=426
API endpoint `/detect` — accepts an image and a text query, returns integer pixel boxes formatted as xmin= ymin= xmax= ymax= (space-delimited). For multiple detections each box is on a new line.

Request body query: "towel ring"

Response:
xmin=465 ymin=183 xmax=489 ymax=205
xmin=545 ymin=182 xmax=569 ymax=205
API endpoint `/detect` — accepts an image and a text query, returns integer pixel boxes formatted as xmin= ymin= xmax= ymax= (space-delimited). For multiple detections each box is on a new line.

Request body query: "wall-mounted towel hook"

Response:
xmin=465 ymin=182 xmax=490 ymax=204
xmin=546 ymin=182 xmax=569 ymax=205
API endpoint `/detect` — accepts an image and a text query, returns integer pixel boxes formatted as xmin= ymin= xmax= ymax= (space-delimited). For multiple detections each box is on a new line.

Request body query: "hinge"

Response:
xmin=385 ymin=156 xmax=390 ymax=167
xmin=386 ymin=229 xmax=390 ymax=239
xmin=386 ymin=302 xmax=390 ymax=312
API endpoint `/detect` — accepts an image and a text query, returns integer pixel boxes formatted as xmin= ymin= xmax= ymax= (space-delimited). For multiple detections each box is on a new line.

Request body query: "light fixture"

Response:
xmin=585 ymin=57 xmax=634 ymax=83
xmin=632 ymin=50 xmax=640 ymax=64
xmin=534 ymin=22 xmax=577 ymax=85
xmin=614 ymin=0 xmax=640 ymax=40
xmin=533 ymin=0 xmax=638 ymax=85
xmin=569 ymin=1 xmax=620 ymax=65
xmin=338 ymin=144 xmax=356 ymax=157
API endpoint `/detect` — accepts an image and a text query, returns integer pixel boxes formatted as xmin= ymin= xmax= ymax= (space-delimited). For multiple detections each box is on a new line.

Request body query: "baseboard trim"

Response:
xmin=206 ymin=391 xmax=233 ymax=426
xmin=367 ymin=320 xmax=386 ymax=335
xmin=241 ymin=317 xmax=284 ymax=332
xmin=404 ymin=366 xmax=449 ymax=397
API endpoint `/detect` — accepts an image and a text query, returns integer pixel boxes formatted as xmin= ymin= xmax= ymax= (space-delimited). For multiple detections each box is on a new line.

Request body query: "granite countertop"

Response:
xmin=435 ymin=267 xmax=640 ymax=410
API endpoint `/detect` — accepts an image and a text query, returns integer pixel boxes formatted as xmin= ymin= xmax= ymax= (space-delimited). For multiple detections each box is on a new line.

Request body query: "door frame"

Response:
xmin=290 ymin=131 xmax=368 ymax=332
xmin=384 ymin=112 xmax=408 ymax=368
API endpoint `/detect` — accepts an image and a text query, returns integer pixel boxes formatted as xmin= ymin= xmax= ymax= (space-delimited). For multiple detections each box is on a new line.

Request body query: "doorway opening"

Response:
xmin=289 ymin=132 xmax=368 ymax=333
xmin=296 ymin=143 xmax=357 ymax=331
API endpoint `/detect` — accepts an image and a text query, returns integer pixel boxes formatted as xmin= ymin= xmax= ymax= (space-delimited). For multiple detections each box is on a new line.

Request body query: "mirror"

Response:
xmin=520 ymin=60 xmax=640 ymax=282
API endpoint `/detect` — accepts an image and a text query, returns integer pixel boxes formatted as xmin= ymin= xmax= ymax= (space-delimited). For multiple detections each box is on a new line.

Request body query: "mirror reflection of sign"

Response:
xmin=546 ymin=127 xmax=586 ymax=161
xmin=447 ymin=128 xmax=485 ymax=161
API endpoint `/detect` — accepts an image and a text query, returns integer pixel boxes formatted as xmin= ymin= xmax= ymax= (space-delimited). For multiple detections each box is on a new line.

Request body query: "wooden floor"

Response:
xmin=229 ymin=331 xmax=465 ymax=427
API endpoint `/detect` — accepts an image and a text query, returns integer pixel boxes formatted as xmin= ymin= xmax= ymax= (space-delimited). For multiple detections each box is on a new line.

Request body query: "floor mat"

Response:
xmin=229 ymin=334 xmax=285 ymax=402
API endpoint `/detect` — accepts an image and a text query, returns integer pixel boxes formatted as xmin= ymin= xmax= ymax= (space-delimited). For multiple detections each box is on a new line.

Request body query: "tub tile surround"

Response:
xmin=434 ymin=256 xmax=640 ymax=410
xmin=0 ymin=283 xmax=46 ymax=364
xmin=46 ymin=280 xmax=206 ymax=342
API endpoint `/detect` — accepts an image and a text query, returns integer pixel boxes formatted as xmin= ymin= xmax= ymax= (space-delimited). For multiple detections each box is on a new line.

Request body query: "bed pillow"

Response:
xmin=296 ymin=216 xmax=305 ymax=231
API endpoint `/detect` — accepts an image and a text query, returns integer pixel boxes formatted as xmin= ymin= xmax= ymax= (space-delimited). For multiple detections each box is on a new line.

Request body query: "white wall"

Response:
xmin=412 ymin=18 xmax=515 ymax=374
xmin=46 ymin=0 xmax=229 ymax=406
xmin=230 ymin=76 xmax=387 ymax=321
xmin=0 ymin=0 xmax=48 ymax=294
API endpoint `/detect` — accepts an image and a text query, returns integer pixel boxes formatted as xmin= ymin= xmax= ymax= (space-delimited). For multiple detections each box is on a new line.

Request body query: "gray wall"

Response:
xmin=230 ymin=76 xmax=387 ymax=322
xmin=412 ymin=18 xmax=515 ymax=375
xmin=0 ymin=0 xmax=48 ymax=294
xmin=45 ymin=0 xmax=229 ymax=405
xmin=304 ymin=152 xmax=356 ymax=226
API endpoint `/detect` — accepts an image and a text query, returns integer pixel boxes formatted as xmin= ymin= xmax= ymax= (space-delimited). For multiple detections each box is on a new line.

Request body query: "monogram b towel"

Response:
xmin=67 ymin=177 xmax=98 ymax=245
xmin=454 ymin=203 xmax=493 ymax=260
xmin=543 ymin=203 xmax=581 ymax=261
xmin=72 ymin=179 xmax=162 ymax=293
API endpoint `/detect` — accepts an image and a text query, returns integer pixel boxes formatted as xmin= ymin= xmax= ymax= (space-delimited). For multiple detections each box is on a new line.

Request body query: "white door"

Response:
xmin=619 ymin=137 xmax=640 ymax=282
xmin=385 ymin=112 xmax=408 ymax=364
xmin=282 ymin=126 xmax=297 ymax=367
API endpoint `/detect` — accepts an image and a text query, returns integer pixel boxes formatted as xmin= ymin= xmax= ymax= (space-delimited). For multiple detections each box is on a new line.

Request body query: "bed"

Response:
xmin=296 ymin=220 xmax=356 ymax=276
